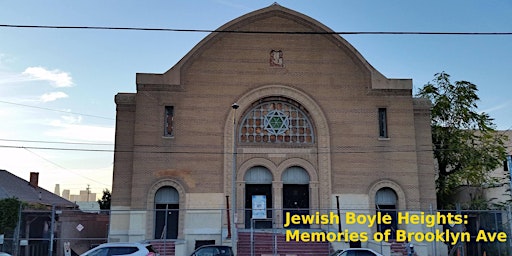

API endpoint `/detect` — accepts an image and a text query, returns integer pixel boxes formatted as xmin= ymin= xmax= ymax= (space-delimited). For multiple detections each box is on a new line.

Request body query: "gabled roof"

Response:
xmin=136 ymin=3 xmax=411 ymax=90
xmin=0 ymin=170 xmax=77 ymax=208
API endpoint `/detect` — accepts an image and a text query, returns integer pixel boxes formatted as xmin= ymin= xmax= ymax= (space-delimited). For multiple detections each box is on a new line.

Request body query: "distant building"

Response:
xmin=54 ymin=184 xmax=61 ymax=196
xmin=69 ymin=190 xmax=96 ymax=202
xmin=57 ymin=186 xmax=97 ymax=202
xmin=54 ymin=185 xmax=98 ymax=213
xmin=62 ymin=189 xmax=70 ymax=200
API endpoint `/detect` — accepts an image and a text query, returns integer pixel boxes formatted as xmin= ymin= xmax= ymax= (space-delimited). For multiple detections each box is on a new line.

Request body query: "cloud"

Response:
xmin=0 ymin=72 xmax=31 ymax=85
xmin=480 ymin=100 xmax=512 ymax=114
xmin=22 ymin=66 xmax=73 ymax=87
xmin=60 ymin=114 xmax=82 ymax=124
xmin=46 ymin=119 xmax=115 ymax=143
xmin=40 ymin=92 xmax=69 ymax=102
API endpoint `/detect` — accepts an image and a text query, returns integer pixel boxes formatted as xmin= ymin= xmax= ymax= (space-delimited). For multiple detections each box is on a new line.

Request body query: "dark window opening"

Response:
xmin=378 ymin=108 xmax=388 ymax=138
xmin=165 ymin=106 xmax=174 ymax=137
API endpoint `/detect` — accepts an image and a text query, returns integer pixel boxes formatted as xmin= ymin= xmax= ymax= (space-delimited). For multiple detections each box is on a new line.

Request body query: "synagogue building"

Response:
xmin=111 ymin=4 xmax=438 ymax=255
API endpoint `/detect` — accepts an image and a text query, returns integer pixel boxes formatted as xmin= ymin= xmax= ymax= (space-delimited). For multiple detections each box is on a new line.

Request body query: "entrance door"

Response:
xmin=245 ymin=184 xmax=272 ymax=229
xmin=376 ymin=188 xmax=398 ymax=239
xmin=154 ymin=186 xmax=179 ymax=239
xmin=155 ymin=204 xmax=179 ymax=239
xmin=282 ymin=166 xmax=310 ymax=229
xmin=283 ymin=184 xmax=309 ymax=229
xmin=244 ymin=166 xmax=273 ymax=229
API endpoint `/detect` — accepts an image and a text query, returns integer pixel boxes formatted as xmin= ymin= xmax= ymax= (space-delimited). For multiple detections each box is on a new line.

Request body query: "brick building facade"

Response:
xmin=111 ymin=4 xmax=437 ymax=255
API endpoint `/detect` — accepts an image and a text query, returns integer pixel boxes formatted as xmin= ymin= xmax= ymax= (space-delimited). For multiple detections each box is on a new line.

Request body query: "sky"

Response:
xmin=0 ymin=1 xmax=511 ymax=198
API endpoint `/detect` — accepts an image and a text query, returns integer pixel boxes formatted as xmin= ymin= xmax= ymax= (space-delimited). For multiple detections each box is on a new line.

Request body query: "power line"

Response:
xmin=1 ymin=24 xmax=512 ymax=36
xmin=23 ymin=148 xmax=111 ymax=187
xmin=4 ymin=143 xmax=507 ymax=154
xmin=0 ymin=138 xmax=113 ymax=146
xmin=1 ymin=144 xmax=112 ymax=152
xmin=0 ymin=100 xmax=114 ymax=120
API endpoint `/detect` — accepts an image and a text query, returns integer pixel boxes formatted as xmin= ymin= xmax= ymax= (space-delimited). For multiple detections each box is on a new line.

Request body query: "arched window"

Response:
xmin=282 ymin=166 xmax=310 ymax=184
xmin=376 ymin=187 xmax=397 ymax=207
xmin=238 ymin=98 xmax=314 ymax=144
xmin=244 ymin=166 xmax=273 ymax=184
xmin=155 ymin=186 xmax=179 ymax=204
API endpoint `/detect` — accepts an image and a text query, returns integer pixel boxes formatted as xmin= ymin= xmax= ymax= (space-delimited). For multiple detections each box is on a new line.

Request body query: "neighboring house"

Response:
xmin=111 ymin=4 xmax=438 ymax=256
xmin=0 ymin=170 xmax=77 ymax=255
xmin=485 ymin=130 xmax=512 ymax=207
xmin=454 ymin=130 xmax=512 ymax=208
xmin=0 ymin=170 xmax=77 ymax=208
xmin=0 ymin=170 xmax=108 ymax=256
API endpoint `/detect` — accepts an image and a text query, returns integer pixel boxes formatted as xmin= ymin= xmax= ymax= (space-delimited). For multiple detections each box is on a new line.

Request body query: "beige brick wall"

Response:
xmin=111 ymin=4 xmax=436 ymax=244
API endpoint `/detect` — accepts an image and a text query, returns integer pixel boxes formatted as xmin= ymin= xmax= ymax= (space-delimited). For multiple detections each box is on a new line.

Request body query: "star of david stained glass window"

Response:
xmin=264 ymin=110 xmax=289 ymax=135
xmin=238 ymin=100 xmax=314 ymax=144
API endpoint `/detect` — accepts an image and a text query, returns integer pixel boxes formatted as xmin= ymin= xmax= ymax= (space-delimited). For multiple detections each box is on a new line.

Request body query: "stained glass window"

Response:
xmin=238 ymin=99 xmax=314 ymax=144
xmin=164 ymin=106 xmax=174 ymax=137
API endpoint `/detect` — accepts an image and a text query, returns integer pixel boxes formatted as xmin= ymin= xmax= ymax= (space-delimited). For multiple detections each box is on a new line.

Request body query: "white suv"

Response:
xmin=80 ymin=242 xmax=159 ymax=256
xmin=330 ymin=248 xmax=384 ymax=256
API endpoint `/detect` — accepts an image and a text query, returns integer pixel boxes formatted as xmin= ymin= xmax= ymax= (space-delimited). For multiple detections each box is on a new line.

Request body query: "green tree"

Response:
xmin=0 ymin=197 xmax=21 ymax=234
xmin=97 ymin=189 xmax=111 ymax=210
xmin=416 ymin=72 xmax=508 ymax=209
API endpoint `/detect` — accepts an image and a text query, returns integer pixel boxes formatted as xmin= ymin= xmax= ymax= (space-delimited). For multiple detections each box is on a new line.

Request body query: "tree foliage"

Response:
xmin=97 ymin=189 xmax=111 ymax=210
xmin=416 ymin=72 xmax=508 ymax=209
xmin=0 ymin=197 xmax=21 ymax=234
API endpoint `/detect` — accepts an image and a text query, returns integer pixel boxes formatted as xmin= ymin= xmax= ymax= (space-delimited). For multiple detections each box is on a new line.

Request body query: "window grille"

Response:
xmin=238 ymin=100 xmax=314 ymax=144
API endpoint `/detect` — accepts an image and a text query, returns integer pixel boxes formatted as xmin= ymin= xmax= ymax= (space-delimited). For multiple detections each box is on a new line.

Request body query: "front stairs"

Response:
xmin=237 ymin=230 xmax=331 ymax=256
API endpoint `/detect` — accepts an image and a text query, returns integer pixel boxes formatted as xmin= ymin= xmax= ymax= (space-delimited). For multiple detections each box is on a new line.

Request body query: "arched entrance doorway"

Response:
xmin=282 ymin=166 xmax=310 ymax=229
xmin=244 ymin=166 xmax=273 ymax=229
xmin=154 ymin=186 xmax=179 ymax=239
xmin=376 ymin=187 xmax=398 ymax=239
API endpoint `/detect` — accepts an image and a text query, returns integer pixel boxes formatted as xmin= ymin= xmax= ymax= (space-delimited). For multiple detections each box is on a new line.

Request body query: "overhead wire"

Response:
xmin=1 ymin=24 xmax=512 ymax=35
xmin=1 ymin=142 xmax=509 ymax=155
xmin=0 ymin=138 xmax=114 ymax=146
xmin=1 ymin=23 xmax=510 ymax=184
xmin=23 ymin=148 xmax=111 ymax=188
xmin=0 ymin=100 xmax=114 ymax=120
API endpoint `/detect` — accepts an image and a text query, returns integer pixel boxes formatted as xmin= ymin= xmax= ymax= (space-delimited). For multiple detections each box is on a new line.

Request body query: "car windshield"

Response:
xmin=145 ymin=245 xmax=158 ymax=253
xmin=329 ymin=250 xmax=341 ymax=256
xmin=194 ymin=246 xmax=233 ymax=256
xmin=217 ymin=247 xmax=233 ymax=256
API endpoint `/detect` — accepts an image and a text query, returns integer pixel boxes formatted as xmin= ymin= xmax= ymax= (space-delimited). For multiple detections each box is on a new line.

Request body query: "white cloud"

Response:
xmin=22 ymin=66 xmax=73 ymax=87
xmin=46 ymin=119 xmax=115 ymax=143
xmin=0 ymin=72 xmax=30 ymax=85
xmin=481 ymin=100 xmax=512 ymax=114
xmin=60 ymin=114 xmax=82 ymax=124
xmin=40 ymin=92 xmax=69 ymax=102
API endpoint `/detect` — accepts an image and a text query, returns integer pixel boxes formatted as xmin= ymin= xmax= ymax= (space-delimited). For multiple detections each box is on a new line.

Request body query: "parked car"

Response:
xmin=190 ymin=245 xmax=234 ymax=256
xmin=80 ymin=242 xmax=159 ymax=256
xmin=0 ymin=252 xmax=12 ymax=256
xmin=330 ymin=248 xmax=384 ymax=256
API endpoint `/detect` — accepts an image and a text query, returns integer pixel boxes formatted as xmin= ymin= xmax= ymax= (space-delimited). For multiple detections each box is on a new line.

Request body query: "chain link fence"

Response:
xmin=1 ymin=206 xmax=511 ymax=256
